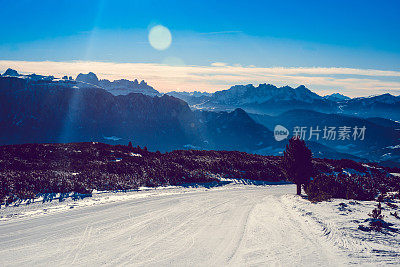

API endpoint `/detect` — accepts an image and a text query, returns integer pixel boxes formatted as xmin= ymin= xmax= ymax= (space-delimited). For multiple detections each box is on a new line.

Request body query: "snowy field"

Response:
xmin=0 ymin=182 xmax=399 ymax=266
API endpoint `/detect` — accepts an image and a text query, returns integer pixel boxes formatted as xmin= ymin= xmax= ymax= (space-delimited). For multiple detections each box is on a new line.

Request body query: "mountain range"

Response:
xmin=1 ymin=68 xmax=399 ymax=166
xmin=1 ymin=69 xmax=161 ymax=97
xmin=250 ymin=110 xmax=400 ymax=164
xmin=76 ymin=72 xmax=161 ymax=96
xmin=0 ymin=74 xmax=274 ymax=152
xmin=168 ymin=84 xmax=400 ymax=165
xmin=170 ymin=83 xmax=400 ymax=121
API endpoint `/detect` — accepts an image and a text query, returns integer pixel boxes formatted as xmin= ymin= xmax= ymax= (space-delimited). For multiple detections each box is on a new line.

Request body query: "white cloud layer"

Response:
xmin=0 ymin=60 xmax=399 ymax=97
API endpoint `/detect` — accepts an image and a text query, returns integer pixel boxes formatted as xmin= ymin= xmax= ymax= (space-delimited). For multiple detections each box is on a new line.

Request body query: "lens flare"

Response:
xmin=148 ymin=25 xmax=172 ymax=51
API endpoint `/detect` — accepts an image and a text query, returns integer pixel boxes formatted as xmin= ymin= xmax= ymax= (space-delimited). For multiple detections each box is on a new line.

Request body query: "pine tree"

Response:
xmin=128 ymin=141 xmax=133 ymax=149
xmin=283 ymin=137 xmax=313 ymax=195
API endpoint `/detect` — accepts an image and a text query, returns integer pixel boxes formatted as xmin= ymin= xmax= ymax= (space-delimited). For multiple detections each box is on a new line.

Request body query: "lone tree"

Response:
xmin=283 ymin=137 xmax=313 ymax=195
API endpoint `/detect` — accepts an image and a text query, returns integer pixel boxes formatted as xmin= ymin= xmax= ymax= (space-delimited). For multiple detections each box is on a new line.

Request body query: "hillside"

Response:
xmin=250 ymin=109 xmax=400 ymax=163
xmin=1 ymin=142 xmax=398 ymax=206
xmin=0 ymin=76 xmax=274 ymax=152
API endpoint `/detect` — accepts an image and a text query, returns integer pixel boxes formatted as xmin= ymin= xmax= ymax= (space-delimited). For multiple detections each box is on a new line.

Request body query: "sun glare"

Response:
xmin=148 ymin=25 xmax=172 ymax=51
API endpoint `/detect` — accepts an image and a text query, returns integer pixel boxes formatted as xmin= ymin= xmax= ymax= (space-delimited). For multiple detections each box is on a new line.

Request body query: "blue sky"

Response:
xmin=1 ymin=0 xmax=400 ymax=95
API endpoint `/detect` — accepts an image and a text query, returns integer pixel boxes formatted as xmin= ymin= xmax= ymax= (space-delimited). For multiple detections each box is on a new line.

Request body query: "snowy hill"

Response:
xmin=323 ymin=93 xmax=351 ymax=101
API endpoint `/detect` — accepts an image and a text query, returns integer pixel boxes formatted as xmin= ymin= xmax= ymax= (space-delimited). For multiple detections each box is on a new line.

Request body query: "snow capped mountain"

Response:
xmin=166 ymin=82 xmax=400 ymax=120
xmin=211 ymin=84 xmax=323 ymax=106
xmin=165 ymin=83 xmax=399 ymax=120
xmin=0 ymin=75 xmax=275 ymax=152
xmin=353 ymin=93 xmax=400 ymax=105
xmin=168 ymin=84 xmax=332 ymax=112
xmin=334 ymin=93 xmax=400 ymax=120
xmin=99 ymin=78 xmax=161 ymax=96
xmin=167 ymin=91 xmax=212 ymax=106
xmin=0 ymin=69 xmax=399 ymax=164
xmin=75 ymin=72 xmax=160 ymax=96
xmin=168 ymin=91 xmax=212 ymax=98
xmin=323 ymin=93 xmax=351 ymax=101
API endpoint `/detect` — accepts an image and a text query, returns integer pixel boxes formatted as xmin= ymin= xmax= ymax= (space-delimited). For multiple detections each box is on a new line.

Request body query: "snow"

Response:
xmin=381 ymin=153 xmax=392 ymax=159
xmin=0 ymin=183 xmax=399 ymax=266
xmin=103 ymin=135 xmax=122 ymax=141
xmin=285 ymin=196 xmax=400 ymax=265
xmin=183 ymin=144 xmax=202 ymax=149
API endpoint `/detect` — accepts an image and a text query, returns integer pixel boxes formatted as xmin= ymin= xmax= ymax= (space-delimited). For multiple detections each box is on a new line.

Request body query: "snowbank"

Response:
xmin=282 ymin=195 xmax=400 ymax=265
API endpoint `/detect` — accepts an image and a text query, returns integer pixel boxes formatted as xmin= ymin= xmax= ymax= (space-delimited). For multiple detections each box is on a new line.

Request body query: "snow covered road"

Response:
xmin=0 ymin=184 xmax=398 ymax=266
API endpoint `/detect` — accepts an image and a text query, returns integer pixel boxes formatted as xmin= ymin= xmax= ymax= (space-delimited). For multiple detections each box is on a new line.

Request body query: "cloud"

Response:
xmin=211 ymin=62 xmax=228 ymax=67
xmin=0 ymin=60 xmax=399 ymax=97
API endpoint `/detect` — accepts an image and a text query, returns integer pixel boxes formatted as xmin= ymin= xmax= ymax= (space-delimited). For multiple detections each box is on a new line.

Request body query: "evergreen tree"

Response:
xmin=128 ymin=141 xmax=133 ymax=149
xmin=283 ymin=137 xmax=313 ymax=195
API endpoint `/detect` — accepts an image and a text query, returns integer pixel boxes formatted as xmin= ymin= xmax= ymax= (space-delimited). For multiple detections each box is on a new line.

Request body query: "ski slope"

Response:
xmin=0 ymin=184 xmax=399 ymax=266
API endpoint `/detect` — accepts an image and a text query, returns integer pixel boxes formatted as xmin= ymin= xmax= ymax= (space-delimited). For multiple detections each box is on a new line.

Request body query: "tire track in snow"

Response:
xmin=63 ymin=224 xmax=93 ymax=265
xmin=230 ymin=194 xmax=344 ymax=266
xmin=112 ymin=198 xmax=233 ymax=265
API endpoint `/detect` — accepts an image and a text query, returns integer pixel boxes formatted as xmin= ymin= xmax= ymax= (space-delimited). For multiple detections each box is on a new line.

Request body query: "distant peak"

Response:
xmin=324 ymin=93 xmax=351 ymax=101
xmin=2 ymin=68 xmax=20 ymax=77
xmin=76 ymin=72 xmax=99 ymax=86
xmin=258 ymin=83 xmax=277 ymax=89
xmin=232 ymin=108 xmax=248 ymax=116
xmin=295 ymin=85 xmax=309 ymax=90
xmin=380 ymin=93 xmax=394 ymax=97
xmin=234 ymin=107 xmax=246 ymax=113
